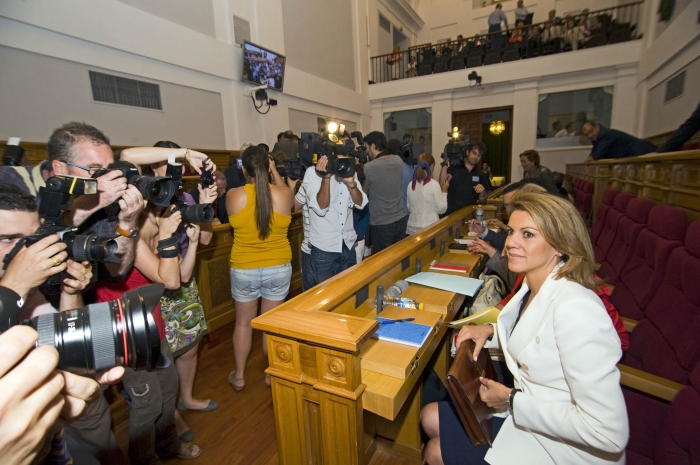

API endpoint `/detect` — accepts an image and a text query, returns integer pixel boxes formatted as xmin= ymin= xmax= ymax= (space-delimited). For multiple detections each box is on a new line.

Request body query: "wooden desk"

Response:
xmin=252 ymin=208 xmax=486 ymax=465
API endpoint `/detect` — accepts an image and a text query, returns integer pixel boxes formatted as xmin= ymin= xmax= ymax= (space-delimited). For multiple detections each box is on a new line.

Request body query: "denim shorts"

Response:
xmin=230 ymin=262 xmax=292 ymax=302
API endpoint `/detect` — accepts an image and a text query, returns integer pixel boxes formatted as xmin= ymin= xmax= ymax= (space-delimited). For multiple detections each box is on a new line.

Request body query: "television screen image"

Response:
xmin=242 ymin=41 xmax=285 ymax=91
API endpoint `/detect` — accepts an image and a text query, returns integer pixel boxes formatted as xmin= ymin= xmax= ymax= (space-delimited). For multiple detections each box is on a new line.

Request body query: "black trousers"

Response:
xmin=369 ymin=215 xmax=408 ymax=254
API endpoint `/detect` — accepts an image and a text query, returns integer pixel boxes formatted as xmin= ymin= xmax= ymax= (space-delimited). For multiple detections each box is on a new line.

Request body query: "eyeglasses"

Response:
xmin=64 ymin=161 xmax=101 ymax=176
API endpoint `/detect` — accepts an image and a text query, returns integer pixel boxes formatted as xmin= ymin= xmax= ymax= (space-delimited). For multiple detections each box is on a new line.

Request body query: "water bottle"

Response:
xmin=386 ymin=280 xmax=409 ymax=298
xmin=383 ymin=296 xmax=424 ymax=310
xmin=475 ymin=204 xmax=484 ymax=223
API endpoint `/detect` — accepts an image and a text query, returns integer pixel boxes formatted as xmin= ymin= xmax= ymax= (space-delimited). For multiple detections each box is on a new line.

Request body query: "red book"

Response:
xmin=429 ymin=260 xmax=469 ymax=273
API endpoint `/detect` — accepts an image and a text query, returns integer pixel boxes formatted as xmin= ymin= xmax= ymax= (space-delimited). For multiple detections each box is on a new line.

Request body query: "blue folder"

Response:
xmin=373 ymin=318 xmax=433 ymax=348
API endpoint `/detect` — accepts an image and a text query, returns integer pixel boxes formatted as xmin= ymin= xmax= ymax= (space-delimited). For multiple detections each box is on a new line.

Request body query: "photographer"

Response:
xmin=0 ymin=182 xmax=125 ymax=464
xmin=302 ymin=152 xmax=367 ymax=286
xmin=363 ymin=131 xmax=407 ymax=253
xmin=48 ymin=122 xmax=145 ymax=280
xmin=439 ymin=142 xmax=491 ymax=215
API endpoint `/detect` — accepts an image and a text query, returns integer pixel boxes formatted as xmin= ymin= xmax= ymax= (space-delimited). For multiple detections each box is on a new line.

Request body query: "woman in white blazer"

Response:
xmin=421 ymin=191 xmax=628 ymax=465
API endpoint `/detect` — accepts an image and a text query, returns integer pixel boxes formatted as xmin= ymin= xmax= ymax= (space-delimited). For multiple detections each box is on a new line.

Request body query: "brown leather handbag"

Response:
xmin=445 ymin=341 xmax=497 ymax=446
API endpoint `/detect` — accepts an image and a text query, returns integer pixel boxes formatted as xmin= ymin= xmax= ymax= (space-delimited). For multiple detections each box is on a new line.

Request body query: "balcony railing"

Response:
xmin=369 ymin=1 xmax=643 ymax=84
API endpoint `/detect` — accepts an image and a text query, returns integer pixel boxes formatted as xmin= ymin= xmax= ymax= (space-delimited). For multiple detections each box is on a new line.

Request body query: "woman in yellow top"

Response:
xmin=226 ymin=145 xmax=293 ymax=390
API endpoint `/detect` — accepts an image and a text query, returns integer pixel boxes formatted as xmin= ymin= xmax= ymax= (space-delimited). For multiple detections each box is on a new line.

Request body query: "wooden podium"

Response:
xmin=252 ymin=205 xmax=493 ymax=464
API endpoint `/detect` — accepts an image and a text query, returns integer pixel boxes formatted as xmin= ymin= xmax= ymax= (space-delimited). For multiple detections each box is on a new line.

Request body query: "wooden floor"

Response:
xmin=108 ymin=323 xmax=417 ymax=465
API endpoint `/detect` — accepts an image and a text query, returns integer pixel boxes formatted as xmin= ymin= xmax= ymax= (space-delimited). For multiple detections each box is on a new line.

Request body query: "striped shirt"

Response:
xmin=295 ymin=184 xmax=311 ymax=254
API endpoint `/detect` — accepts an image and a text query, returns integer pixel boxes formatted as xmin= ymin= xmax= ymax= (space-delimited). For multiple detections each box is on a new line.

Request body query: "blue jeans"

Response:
xmin=310 ymin=243 xmax=356 ymax=286
xmin=301 ymin=250 xmax=315 ymax=291
xmin=489 ymin=24 xmax=502 ymax=49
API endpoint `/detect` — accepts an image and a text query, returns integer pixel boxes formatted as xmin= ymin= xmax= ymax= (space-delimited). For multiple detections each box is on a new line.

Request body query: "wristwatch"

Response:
xmin=506 ymin=388 xmax=522 ymax=414
xmin=116 ymin=224 xmax=138 ymax=238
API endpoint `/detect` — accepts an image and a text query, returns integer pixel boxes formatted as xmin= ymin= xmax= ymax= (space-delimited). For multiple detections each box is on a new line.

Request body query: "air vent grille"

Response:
xmin=233 ymin=15 xmax=251 ymax=46
xmin=665 ymin=71 xmax=685 ymax=103
xmin=89 ymin=71 xmax=162 ymax=110
xmin=379 ymin=14 xmax=391 ymax=33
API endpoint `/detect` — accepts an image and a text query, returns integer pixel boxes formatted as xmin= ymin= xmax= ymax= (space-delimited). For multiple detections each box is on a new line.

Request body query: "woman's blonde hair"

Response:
xmin=416 ymin=153 xmax=435 ymax=182
xmin=510 ymin=191 xmax=597 ymax=289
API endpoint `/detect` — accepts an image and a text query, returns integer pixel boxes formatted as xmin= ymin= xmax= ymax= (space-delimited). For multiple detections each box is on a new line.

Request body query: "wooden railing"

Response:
xmin=369 ymin=1 xmax=643 ymax=83
xmin=566 ymin=149 xmax=700 ymax=222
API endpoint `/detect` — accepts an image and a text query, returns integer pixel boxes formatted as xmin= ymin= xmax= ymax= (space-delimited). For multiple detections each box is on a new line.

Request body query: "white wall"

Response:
xmin=369 ymin=41 xmax=641 ymax=181
xmin=0 ymin=0 xmax=372 ymax=150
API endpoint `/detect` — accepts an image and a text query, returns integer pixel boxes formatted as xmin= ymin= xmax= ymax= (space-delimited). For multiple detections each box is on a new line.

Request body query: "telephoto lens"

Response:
xmin=63 ymin=233 xmax=120 ymax=263
xmin=27 ymin=284 xmax=164 ymax=375
xmin=177 ymin=204 xmax=215 ymax=223
xmin=132 ymin=175 xmax=176 ymax=207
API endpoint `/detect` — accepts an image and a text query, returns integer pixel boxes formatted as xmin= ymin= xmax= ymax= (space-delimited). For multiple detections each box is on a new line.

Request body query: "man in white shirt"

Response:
xmin=515 ymin=0 xmax=529 ymax=24
xmin=302 ymin=155 xmax=367 ymax=286
xmin=488 ymin=3 xmax=509 ymax=49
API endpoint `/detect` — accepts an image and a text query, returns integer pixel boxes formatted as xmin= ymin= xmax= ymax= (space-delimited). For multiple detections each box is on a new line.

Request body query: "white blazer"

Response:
xmin=484 ymin=269 xmax=628 ymax=465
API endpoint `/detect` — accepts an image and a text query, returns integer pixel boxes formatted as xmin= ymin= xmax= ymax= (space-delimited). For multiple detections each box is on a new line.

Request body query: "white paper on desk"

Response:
xmin=405 ymin=272 xmax=483 ymax=297
xmin=453 ymin=238 xmax=474 ymax=245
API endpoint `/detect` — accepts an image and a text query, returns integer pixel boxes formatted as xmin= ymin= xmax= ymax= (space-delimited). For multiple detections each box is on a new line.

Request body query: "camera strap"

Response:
xmin=157 ymin=235 xmax=180 ymax=258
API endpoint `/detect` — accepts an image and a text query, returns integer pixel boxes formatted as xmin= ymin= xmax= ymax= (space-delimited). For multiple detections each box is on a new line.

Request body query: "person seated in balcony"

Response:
xmin=580 ymin=9 xmax=593 ymax=33
xmin=457 ymin=36 xmax=469 ymax=54
xmin=509 ymin=25 xmax=525 ymax=44
xmin=450 ymin=42 xmax=461 ymax=57
xmin=555 ymin=122 xmax=575 ymax=137
xmin=442 ymin=39 xmax=453 ymax=55
xmin=471 ymin=33 xmax=484 ymax=50
xmin=406 ymin=55 xmax=417 ymax=78
xmin=546 ymin=121 xmax=562 ymax=138
xmin=562 ymin=18 xmax=578 ymax=49
xmin=541 ymin=20 xmax=558 ymax=43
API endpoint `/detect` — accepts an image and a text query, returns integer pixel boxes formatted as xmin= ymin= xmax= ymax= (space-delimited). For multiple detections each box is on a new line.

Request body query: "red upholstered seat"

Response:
xmin=609 ymin=206 xmax=687 ymax=320
xmin=598 ymin=197 xmax=654 ymax=285
xmin=593 ymin=192 xmax=634 ymax=263
xmin=581 ymin=181 xmax=594 ymax=220
xmin=624 ymin=357 xmax=700 ymax=464
xmin=621 ymin=220 xmax=700 ymax=384
xmin=590 ymin=188 xmax=619 ymax=245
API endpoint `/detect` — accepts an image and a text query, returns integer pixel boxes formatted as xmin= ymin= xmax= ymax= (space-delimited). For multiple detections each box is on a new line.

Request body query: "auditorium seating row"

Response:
xmin=586 ymin=187 xmax=700 ymax=464
xmin=572 ymin=177 xmax=594 ymax=222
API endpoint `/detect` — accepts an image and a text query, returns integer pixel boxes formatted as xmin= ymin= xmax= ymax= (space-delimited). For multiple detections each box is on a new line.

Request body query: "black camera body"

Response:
xmin=277 ymin=161 xmax=306 ymax=180
xmin=199 ymin=161 xmax=215 ymax=188
xmin=2 ymin=175 xmax=119 ymax=289
xmin=298 ymin=132 xmax=357 ymax=178
xmin=93 ymin=161 xmax=175 ymax=217
xmin=350 ymin=131 xmax=368 ymax=164
xmin=442 ymin=133 xmax=472 ymax=166
xmin=166 ymin=163 xmax=214 ymax=224
xmin=0 ymin=283 xmax=163 ymax=375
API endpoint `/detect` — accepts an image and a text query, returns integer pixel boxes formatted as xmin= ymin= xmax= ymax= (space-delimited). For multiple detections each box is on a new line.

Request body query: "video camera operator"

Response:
xmin=302 ymin=147 xmax=367 ymax=286
xmin=387 ymin=137 xmax=415 ymax=218
xmin=439 ymin=141 xmax=491 ymax=215
xmin=0 ymin=182 xmax=125 ymax=464
xmin=364 ymin=132 xmax=408 ymax=253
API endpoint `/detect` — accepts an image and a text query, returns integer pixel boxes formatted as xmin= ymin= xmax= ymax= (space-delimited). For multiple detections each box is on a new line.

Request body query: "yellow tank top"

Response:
xmin=229 ymin=184 xmax=292 ymax=269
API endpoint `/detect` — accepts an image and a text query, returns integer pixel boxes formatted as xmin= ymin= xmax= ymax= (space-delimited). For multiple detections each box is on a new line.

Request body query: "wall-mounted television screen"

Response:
xmin=242 ymin=41 xmax=285 ymax=92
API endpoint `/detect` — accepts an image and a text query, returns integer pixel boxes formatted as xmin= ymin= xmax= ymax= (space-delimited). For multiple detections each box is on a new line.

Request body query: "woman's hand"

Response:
xmin=468 ymin=219 xmax=486 ymax=235
xmin=479 ymin=378 xmax=512 ymax=409
xmin=455 ymin=324 xmax=494 ymax=361
xmin=440 ymin=174 xmax=451 ymax=193
xmin=487 ymin=218 xmax=507 ymax=231
xmin=61 ymin=260 xmax=92 ymax=295
xmin=197 ymin=183 xmax=217 ymax=205
xmin=184 ymin=150 xmax=216 ymax=174
xmin=467 ymin=238 xmax=497 ymax=257
xmin=158 ymin=206 xmax=182 ymax=239
xmin=185 ymin=223 xmax=201 ymax=244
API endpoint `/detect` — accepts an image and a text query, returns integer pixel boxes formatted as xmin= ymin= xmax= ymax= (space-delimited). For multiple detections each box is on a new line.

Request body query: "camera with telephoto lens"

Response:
xmin=1 ymin=175 xmax=120 ymax=288
xmin=166 ymin=163 xmax=214 ymax=223
xmin=277 ymin=161 xmax=306 ymax=180
xmin=298 ymin=132 xmax=356 ymax=178
xmin=92 ymin=161 xmax=175 ymax=216
xmin=0 ymin=283 xmax=164 ymax=375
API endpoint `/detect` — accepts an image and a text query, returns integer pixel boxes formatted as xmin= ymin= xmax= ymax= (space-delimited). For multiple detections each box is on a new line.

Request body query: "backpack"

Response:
xmin=467 ymin=273 xmax=506 ymax=317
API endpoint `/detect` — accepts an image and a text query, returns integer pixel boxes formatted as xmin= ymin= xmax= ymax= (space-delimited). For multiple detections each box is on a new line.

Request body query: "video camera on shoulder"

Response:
xmin=442 ymin=128 xmax=471 ymax=166
xmin=298 ymin=132 xmax=356 ymax=178
xmin=277 ymin=160 xmax=306 ymax=180
xmin=1 ymin=175 xmax=120 ymax=288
